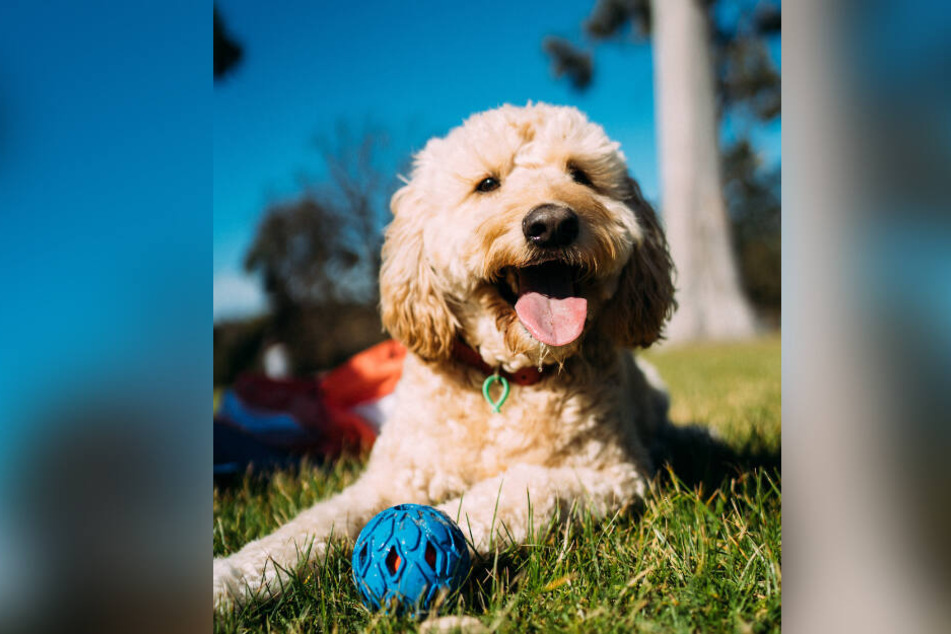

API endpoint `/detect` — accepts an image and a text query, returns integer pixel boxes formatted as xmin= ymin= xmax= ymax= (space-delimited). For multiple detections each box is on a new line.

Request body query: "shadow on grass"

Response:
xmin=651 ymin=422 xmax=781 ymax=491
xmin=460 ymin=550 xmax=525 ymax=615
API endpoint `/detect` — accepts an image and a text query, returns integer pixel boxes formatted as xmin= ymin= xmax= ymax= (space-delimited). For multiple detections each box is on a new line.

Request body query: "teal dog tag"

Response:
xmin=481 ymin=374 xmax=510 ymax=414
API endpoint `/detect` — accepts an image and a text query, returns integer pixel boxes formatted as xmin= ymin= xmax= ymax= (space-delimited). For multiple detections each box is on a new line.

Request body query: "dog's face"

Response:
xmin=381 ymin=104 xmax=675 ymax=370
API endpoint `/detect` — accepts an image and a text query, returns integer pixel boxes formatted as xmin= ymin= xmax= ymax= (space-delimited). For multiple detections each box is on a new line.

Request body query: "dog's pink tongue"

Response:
xmin=514 ymin=265 xmax=588 ymax=347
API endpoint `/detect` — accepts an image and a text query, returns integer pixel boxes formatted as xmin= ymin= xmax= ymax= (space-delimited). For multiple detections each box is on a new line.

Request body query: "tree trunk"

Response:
xmin=650 ymin=0 xmax=758 ymax=342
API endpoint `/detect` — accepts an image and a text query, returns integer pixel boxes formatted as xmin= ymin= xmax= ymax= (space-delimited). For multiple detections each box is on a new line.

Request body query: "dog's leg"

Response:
xmin=213 ymin=468 xmax=409 ymax=610
xmin=435 ymin=463 xmax=645 ymax=553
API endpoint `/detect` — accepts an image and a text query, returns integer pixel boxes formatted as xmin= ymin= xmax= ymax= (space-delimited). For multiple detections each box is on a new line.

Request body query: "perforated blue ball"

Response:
xmin=352 ymin=504 xmax=471 ymax=614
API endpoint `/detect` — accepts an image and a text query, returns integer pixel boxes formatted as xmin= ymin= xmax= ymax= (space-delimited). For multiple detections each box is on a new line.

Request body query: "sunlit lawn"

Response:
xmin=214 ymin=336 xmax=781 ymax=633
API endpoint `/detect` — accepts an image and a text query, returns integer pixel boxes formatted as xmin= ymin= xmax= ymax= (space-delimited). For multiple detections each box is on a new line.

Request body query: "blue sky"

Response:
xmin=214 ymin=0 xmax=782 ymax=321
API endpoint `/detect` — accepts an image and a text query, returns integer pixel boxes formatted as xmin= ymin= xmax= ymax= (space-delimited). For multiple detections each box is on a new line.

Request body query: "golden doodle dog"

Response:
xmin=214 ymin=103 xmax=676 ymax=609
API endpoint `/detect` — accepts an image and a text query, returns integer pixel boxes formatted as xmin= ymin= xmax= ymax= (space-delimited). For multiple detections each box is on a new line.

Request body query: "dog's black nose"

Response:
xmin=522 ymin=204 xmax=579 ymax=248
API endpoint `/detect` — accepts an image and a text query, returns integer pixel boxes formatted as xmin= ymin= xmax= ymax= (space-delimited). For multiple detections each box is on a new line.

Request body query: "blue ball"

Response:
xmin=352 ymin=504 xmax=471 ymax=614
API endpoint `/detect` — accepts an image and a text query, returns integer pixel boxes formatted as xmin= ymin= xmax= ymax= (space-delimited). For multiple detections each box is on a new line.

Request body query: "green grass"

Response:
xmin=214 ymin=337 xmax=781 ymax=633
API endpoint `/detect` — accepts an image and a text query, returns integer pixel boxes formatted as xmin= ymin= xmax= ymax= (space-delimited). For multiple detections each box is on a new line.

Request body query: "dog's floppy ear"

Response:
xmin=379 ymin=184 xmax=458 ymax=361
xmin=600 ymin=179 xmax=677 ymax=348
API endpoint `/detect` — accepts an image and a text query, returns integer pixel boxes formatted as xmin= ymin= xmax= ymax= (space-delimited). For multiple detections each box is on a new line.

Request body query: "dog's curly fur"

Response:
xmin=213 ymin=103 xmax=676 ymax=610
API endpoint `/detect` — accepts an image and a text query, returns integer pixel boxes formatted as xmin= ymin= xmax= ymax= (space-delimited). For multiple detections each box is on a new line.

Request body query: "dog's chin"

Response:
xmin=463 ymin=311 xmax=585 ymax=373
xmin=463 ymin=258 xmax=604 ymax=370
xmin=508 ymin=324 xmax=584 ymax=368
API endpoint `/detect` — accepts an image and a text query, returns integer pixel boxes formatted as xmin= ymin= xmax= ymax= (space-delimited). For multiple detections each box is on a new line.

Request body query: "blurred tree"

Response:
xmin=245 ymin=127 xmax=397 ymax=307
xmin=544 ymin=37 xmax=594 ymax=89
xmin=545 ymin=0 xmax=781 ymax=342
xmin=723 ymin=138 xmax=781 ymax=322
xmin=214 ymin=5 xmax=243 ymax=81
xmin=242 ymin=127 xmax=400 ymax=374
xmin=245 ymin=196 xmax=364 ymax=308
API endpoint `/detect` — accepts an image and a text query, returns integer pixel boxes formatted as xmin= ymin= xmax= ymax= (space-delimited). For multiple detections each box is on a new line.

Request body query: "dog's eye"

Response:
xmin=475 ymin=177 xmax=501 ymax=193
xmin=568 ymin=165 xmax=593 ymax=188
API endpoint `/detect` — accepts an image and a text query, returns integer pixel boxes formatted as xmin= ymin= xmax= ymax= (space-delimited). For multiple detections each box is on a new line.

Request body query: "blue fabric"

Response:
xmin=218 ymin=391 xmax=304 ymax=436
xmin=213 ymin=390 xmax=312 ymax=477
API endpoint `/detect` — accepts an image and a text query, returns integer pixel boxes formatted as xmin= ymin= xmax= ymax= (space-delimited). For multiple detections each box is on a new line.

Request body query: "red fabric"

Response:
xmin=232 ymin=375 xmax=323 ymax=423
xmin=236 ymin=379 xmax=371 ymax=455
xmin=319 ymin=339 xmax=407 ymax=408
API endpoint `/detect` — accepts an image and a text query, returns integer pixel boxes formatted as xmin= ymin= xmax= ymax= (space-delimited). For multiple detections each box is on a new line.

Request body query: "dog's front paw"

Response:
xmin=213 ymin=558 xmax=244 ymax=612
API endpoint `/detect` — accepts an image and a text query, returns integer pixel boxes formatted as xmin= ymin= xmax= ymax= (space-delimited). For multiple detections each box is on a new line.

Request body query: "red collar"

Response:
xmin=451 ymin=339 xmax=548 ymax=386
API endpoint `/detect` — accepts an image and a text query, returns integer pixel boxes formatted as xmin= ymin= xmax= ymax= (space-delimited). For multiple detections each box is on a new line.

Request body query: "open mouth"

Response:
xmin=494 ymin=261 xmax=589 ymax=347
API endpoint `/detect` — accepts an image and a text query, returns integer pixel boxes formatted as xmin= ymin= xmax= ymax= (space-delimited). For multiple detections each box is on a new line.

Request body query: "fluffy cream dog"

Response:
xmin=213 ymin=103 xmax=676 ymax=609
